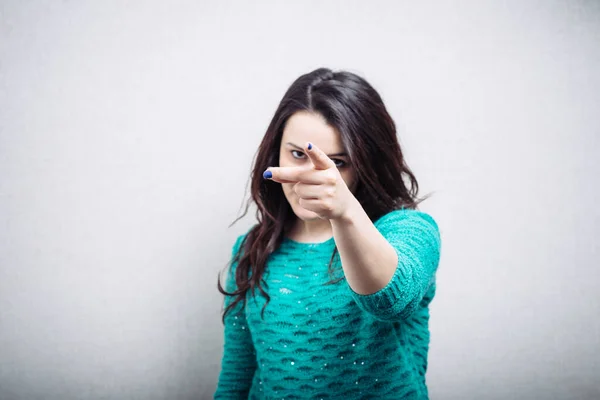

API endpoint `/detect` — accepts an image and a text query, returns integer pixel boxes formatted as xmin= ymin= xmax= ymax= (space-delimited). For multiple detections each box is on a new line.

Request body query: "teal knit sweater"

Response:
xmin=214 ymin=209 xmax=441 ymax=400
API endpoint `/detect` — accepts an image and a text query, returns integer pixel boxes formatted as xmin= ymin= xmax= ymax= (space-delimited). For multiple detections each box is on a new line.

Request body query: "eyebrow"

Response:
xmin=285 ymin=142 xmax=348 ymax=157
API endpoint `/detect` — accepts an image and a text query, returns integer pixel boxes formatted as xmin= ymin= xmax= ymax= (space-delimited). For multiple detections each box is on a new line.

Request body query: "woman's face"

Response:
xmin=278 ymin=111 xmax=358 ymax=221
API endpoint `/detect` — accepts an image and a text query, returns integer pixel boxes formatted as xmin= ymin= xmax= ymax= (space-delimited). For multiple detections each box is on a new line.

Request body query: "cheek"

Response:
xmin=279 ymin=152 xmax=295 ymax=168
xmin=340 ymin=170 xmax=357 ymax=190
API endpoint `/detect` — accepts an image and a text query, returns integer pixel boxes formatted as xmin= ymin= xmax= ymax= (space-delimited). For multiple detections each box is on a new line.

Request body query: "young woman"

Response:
xmin=214 ymin=68 xmax=441 ymax=400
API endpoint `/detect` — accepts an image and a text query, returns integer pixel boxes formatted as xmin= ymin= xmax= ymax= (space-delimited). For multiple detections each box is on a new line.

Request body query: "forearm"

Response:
xmin=330 ymin=197 xmax=398 ymax=295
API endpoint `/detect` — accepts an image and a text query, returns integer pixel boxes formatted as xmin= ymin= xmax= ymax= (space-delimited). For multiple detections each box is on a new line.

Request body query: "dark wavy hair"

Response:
xmin=217 ymin=67 xmax=425 ymax=322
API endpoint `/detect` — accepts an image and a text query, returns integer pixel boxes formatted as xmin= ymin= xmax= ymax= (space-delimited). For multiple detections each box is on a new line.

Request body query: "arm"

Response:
xmin=331 ymin=206 xmax=441 ymax=321
xmin=214 ymin=234 xmax=256 ymax=399
xmin=330 ymin=196 xmax=399 ymax=295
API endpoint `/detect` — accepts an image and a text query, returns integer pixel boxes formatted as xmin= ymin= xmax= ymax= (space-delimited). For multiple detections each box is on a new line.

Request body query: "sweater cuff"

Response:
xmin=347 ymin=248 xmax=427 ymax=321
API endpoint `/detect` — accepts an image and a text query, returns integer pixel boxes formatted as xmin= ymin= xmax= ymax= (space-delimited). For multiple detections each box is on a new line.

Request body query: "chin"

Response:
xmin=293 ymin=207 xmax=321 ymax=221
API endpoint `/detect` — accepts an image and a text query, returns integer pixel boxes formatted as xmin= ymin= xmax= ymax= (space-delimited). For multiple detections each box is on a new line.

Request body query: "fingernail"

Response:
xmin=308 ymin=143 xmax=313 ymax=150
xmin=263 ymin=170 xmax=272 ymax=179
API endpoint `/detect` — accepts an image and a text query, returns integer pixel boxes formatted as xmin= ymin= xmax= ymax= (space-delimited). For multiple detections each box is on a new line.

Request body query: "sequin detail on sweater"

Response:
xmin=214 ymin=209 xmax=441 ymax=400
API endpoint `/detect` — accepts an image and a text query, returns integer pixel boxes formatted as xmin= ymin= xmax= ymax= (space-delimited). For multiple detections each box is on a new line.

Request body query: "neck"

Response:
xmin=287 ymin=218 xmax=333 ymax=242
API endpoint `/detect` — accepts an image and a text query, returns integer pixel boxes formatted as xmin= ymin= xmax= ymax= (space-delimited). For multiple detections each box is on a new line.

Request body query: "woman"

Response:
xmin=214 ymin=68 xmax=441 ymax=400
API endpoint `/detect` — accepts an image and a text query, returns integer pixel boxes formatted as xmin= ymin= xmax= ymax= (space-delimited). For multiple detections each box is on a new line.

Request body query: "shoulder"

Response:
xmin=226 ymin=229 xmax=252 ymax=283
xmin=374 ymin=208 xmax=440 ymax=239
xmin=230 ymin=224 xmax=257 ymax=256
xmin=232 ymin=233 xmax=246 ymax=256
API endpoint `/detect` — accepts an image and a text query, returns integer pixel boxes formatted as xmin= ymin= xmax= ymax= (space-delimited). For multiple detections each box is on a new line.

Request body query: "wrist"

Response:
xmin=335 ymin=195 xmax=362 ymax=224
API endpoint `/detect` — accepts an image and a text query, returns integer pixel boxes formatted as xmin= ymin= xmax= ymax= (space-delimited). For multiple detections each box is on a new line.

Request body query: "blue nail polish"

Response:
xmin=263 ymin=170 xmax=272 ymax=179
xmin=308 ymin=143 xmax=313 ymax=150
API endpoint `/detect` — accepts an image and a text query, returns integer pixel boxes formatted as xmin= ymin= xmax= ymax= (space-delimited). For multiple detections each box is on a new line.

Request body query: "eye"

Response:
xmin=291 ymin=150 xmax=306 ymax=159
xmin=332 ymin=159 xmax=347 ymax=168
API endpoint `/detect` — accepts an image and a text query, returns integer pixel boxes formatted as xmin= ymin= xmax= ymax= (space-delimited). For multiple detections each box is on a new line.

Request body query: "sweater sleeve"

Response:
xmin=214 ymin=234 xmax=256 ymax=399
xmin=348 ymin=209 xmax=441 ymax=322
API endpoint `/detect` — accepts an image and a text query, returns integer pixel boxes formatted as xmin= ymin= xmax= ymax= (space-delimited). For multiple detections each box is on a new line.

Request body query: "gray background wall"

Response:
xmin=1 ymin=1 xmax=599 ymax=399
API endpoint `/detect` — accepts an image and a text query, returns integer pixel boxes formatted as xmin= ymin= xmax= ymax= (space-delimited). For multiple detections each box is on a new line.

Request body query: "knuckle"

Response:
xmin=323 ymin=201 xmax=334 ymax=211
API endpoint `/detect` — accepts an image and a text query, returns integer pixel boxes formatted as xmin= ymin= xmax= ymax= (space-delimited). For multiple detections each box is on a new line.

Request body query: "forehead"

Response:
xmin=282 ymin=111 xmax=343 ymax=151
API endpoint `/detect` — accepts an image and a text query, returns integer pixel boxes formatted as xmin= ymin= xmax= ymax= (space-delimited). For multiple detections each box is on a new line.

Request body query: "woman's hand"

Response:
xmin=263 ymin=142 xmax=357 ymax=220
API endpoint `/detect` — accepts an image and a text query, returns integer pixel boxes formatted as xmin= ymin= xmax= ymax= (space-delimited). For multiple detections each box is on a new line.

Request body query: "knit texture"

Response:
xmin=214 ymin=209 xmax=441 ymax=400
